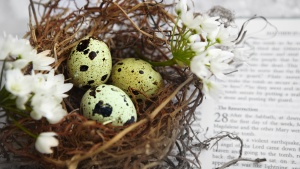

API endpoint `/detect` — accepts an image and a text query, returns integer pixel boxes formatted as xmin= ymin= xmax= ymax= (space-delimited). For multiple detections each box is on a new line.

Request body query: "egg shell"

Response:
xmin=67 ymin=37 xmax=112 ymax=88
xmin=110 ymin=58 xmax=163 ymax=101
xmin=80 ymin=84 xmax=137 ymax=126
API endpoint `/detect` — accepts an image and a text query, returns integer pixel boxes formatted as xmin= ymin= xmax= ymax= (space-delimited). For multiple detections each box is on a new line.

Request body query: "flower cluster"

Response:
xmin=158 ymin=0 xmax=246 ymax=99
xmin=0 ymin=34 xmax=73 ymax=153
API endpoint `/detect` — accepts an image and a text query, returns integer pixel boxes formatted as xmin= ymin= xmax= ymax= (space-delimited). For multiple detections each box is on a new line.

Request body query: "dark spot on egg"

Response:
xmin=80 ymin=65 xmax=89 ymax=71
xmin=153 ymin=81 xmax=158 ymax=85
xmin=92 ymin=101 xmax=113 ymax=117
xmin=132 ymin=90 xmax=140 ymax=95
xmin=76 ymin=38 xmax=90 ymax=52
xmin=117 ymin=62 xmax=123 ymax=65
xmin=111 ymin=87 xmax=117 ymax=92
xmin=149 ymin=76 xmax=152 ymax=79
xmin=88 ymin=80 xmax=95 ymax=85
xmin=89 ymin=87 xmax=97 ymax=98
xmin=96 ymin=51 xmax=99 ymax=54
xmin=118 ymin=68 xmax=121 ymax=72
xmin=83 ymin=49 xmax=89 ymax=55
xmin=139 ymin=70 xmax=144 ymax=74
xmin=131 ymin=70 xmax=134 ymax=73
xmin=102 ymin=58 xmax=106 ymax=61
xmin=124 ymin=116 xmax=135 ymax=125
xmin=121 ymin=95 xmax=128 ymax=103
xmin=101 ymin=74 xmax=108 ymax=81
xmin=88 ymin=51 xmax=97 ymax=60
xmin=88 ymin=102 xmax=91 ymax=105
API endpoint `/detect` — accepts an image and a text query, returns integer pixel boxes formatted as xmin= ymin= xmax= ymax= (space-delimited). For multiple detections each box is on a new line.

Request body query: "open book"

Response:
xmin=195 ymin=18 xmax=300 ymax=168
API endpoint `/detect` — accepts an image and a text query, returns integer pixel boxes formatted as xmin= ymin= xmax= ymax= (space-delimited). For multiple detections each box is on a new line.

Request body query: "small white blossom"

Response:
xmin=181 ymin=10 xmax=202 ymax=32
xmin=190 ymin=41 xmax=207 ymax=54
xmin=42 ymin=70 xmax=73 ymax=100
xmin=35 ymin=132 xmax=59 ymax=154
xmin=5 ymin=69 xmax=33 ymax=109
xmin=198 ymin=14 xmax=220 ymax=33
xmin=175 ymin=0 xmax=187 ymax=16
xmin=0 ymin=34 xmax=32 ymax=60
xmin=188 ymin=34 xmax=198 ymax=43
xmin=207 ymin=49 xmax=234 ymax=80
xmin=30 ymin=94 xmax=67 ymax=124
xmin=202 ymin=78 xmax=223 ymax=100
xmin=190 ymin=54 xmax=210 ymax=79
xmin=214 ymin=25 xmax=235 ymax=46
xmin=31 ymin=50 xmax=54 ymax=71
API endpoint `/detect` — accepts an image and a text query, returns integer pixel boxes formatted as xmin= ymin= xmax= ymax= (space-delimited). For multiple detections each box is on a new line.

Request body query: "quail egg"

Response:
xmin=80 ymin=84 xmax=137 ymax=126
xmin=110 ymin=58 xmax=163 ymax=101
xmin=67 ymin=37 xmax=112 ymax=88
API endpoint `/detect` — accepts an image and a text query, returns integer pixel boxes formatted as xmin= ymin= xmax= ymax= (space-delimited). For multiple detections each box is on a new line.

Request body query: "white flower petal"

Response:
xmin=202 ymin=78 xmax=223 ymax=100
xmin=35 ymin=132 xmax=59 ymax=154
xmin=190 ymin=55 xmax=210 ymax=79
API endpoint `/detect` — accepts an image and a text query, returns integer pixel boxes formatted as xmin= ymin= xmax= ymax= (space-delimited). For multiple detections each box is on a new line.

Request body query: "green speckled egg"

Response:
xmin=80 ymin=84 xmax=137 ymax=126
xmin=67 ymin=37 xmax=112 ymax=88
xmin=111 ymin=58 xmax=163 ymax=101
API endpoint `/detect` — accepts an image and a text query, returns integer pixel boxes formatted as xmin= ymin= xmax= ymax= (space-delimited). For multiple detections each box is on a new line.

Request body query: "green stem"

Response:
xmin=10 ymin=115 xmax=37 ymax=139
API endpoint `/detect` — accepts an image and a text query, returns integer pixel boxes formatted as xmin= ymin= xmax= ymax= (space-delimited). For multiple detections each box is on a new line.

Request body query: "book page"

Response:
xmin=195 ymin=18 xmax=300 ymax=169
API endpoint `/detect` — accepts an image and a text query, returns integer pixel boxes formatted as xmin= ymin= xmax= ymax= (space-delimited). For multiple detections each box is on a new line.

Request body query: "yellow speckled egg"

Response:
xmin=80 ymin=84 xmax=137 ymax=126
xmin=67 ymin=37 xmax=112 ymax=88
xmin=110 ymin=58 xmax=163 ymax=101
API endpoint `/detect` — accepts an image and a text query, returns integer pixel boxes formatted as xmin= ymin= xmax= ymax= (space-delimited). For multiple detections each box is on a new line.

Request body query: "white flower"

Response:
xmin=5 ymin=69 xmax=33 ymax=109
xmin=202 ymin=78 xmax=223 ymax=100
xmin=190 ymin=41 xmax=207 ymax=54
xmin=207 ymin=49 xmax=234 ymax=80
xmin=181 ymin=10 xmax=202 ymax=32
xmin=0 ymin=34 xmax=54 ymax=71
xmin=31 ymin=50 xmax=55 ymax=71
xmin=16 ymin=95 xmax=30 ymax=110
xmin=188 ymin=34 xmax=198 ymax=43
xmin=44 ymin=105 xmax=68 ymax=124
xmin=4 ymin=69 xmax=31 ymax=96
xmin=175 ymin=0 xmax=187 ymax=16
xmin=35 ymin=132 xmax=59 ymax=154
xmin=0 ymin=34 xmax=32 ymax=60
xmin=197 ymin=14 xmax=220 ymax=33
xmin=43 ymin=70 xmax=73 ymax=100
xmin=190 ymin=54 xmax=210 ymax=79
xmin=214 ymin=25 xmax=235 ymax=46
xmin=30 ymin=94 xmax=67 ymax=124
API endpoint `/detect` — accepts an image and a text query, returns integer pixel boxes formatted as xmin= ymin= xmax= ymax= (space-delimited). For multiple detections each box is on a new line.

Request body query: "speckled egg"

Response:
xmin=67 ymin=37 xmax=112 ymax=88
xmin=80 ymin=84 xmax=137 ymax=126
xmin=110 ymin=58 xmax=163 ymax=101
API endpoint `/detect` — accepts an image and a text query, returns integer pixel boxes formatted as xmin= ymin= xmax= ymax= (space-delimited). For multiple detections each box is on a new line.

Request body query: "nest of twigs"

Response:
xmin=0 ymin=0 xmax=205 ymax=168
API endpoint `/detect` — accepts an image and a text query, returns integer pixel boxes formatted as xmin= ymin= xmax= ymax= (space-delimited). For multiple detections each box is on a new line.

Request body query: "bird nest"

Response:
xmin=0 ymin=0 xmax=205 ymax=168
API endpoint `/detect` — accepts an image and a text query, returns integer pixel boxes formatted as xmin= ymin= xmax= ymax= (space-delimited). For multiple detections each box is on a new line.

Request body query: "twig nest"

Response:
xmin=110 ymin=58 xmax=164 ymax=101
xmin=80 ymin=84 xmax=137 ymax=126
xmin=67 ymin=37 xmax=112 ymax=88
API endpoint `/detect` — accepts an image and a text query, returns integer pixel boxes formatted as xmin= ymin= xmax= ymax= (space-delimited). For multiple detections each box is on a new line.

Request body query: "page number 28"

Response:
xmin=215 ymin=113 xmax=228 ymax=123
